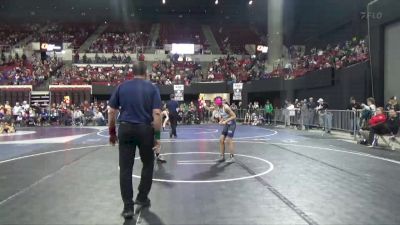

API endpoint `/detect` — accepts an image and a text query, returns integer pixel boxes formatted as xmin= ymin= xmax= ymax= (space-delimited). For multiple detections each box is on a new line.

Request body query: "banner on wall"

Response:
xmin=174 ymin=85 xmax=184 ymax=101
xmin=233 ymin=83 xmax=243 ymax=100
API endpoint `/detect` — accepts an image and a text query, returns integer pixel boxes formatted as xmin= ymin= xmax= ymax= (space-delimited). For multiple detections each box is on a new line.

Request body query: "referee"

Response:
xmin=166 ymin=94 xmax=179 ymax=138
xmin=108 ymin=62 xmax=162 ymax=219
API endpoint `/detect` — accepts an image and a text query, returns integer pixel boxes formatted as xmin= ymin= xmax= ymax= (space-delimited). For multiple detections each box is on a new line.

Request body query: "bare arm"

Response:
xmin=108 ymin=107 xmax=119 ymax=128
xmin=153 ymin=109 xmax=162 ymax=132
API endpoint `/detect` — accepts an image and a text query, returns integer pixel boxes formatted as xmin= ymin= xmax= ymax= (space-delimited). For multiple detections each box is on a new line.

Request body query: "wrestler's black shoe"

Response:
xmin=121 ymin=205 xmax=134 ymax=219
xmin=215 ymin=155 xmax=225 ymax=163
xmin=135 ymin=198 xmax=151 ymax=207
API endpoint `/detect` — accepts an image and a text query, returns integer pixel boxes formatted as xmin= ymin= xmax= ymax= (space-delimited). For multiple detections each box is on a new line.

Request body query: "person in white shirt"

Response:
xmin=94 ymin=110 xmax=105 ymax=126
xmin=22 ymin=101 xmax=30 ymax=112
xmin=286 ymin=101 xmax=295 ymax=127
xmin=174 ymin=73 xmax=181 ymax=82
xmin=231 ymin=73 xmax=236 ymax=82
xmin=28 ymin=108 xmax=36 ymax=126
xmin=251 ymin=113 xmax=259 ymax=126
xmin=360 ymin=97 xmax=377 ymax=129
xmin=254 ymin=102 xmax=259 ymax=111
xmin=73 ymin=109 xmax=83 ymax=126
xmin=208 ymin=73 xmax=214 ymax=81
xmin=243 ymin=112 xmax=251 ymax=125
xmin=13 ymin=102 xmax=22 ymax=121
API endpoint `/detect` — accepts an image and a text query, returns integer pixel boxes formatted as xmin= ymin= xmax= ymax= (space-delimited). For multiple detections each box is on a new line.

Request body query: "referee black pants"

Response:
xmin=118 ymin=122 xmax=155 ymax=207
xmin=169 ymin=113 xmax=178 ymax=137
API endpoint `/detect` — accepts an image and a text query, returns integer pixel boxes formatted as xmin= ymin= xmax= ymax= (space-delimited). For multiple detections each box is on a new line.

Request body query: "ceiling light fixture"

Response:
xmin=249 ymin=0 xmax=253 ymax=5
xmin=162 ymin=0 xmax=166 ymax=4
xmin=215 ymin=0 xmax=219 ymax=5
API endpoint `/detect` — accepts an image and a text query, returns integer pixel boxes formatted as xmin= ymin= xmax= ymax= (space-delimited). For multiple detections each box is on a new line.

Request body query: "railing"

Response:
xmin=0 ymin=45 xmax=13 ymax=52
xmin=232 ymin=108 xmax=360 ymax=139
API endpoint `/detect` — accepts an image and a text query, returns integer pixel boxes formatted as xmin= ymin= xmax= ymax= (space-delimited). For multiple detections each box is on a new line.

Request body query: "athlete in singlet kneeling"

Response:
xmin=214 ymin=97 xmax=237 ymax=163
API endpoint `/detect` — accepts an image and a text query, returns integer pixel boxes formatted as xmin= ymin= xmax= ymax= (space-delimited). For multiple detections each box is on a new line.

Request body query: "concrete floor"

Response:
xmin=1 ymin=125 xmax=400 ymax=225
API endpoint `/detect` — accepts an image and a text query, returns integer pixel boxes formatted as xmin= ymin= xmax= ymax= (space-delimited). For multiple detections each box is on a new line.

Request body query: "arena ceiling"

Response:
xmin=0 ymin=0 xmax=372 ymax=45
xmin=0 ymin=0 xmax=265 ymax=22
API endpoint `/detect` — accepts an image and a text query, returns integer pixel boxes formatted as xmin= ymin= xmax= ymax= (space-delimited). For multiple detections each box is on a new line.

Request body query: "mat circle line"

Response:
xmin=97 ymin=127 xmax=278 ymax=140
xmin=1 ymin=141 xmax=399 ymax=167
xmin=132 ymin=152 xmax=274 ymax=183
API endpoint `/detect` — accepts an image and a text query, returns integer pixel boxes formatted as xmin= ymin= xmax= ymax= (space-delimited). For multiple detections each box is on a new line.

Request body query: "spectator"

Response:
xmin=385 ymin=96 xmax=399 ymax=112
xmin=4 ymin=101 xmax=12 ymax=118
xmin=360 ymin=97 xmax=376 ymax=129
xmin=359 ymin=107 xmax=388 ymax=146
xmin=93 ymin=109 xmax=105 ymax=126
xmin=231 ymin=102 xmax=238 ymax=111
xmin=347 ymin=97 xmax=362 ymax=110
xmin=347 ymin=97 xmax=362 ymax=134
xmin=306 ymin=97 xmax=317 ymax=130
xmin=316 ymin=98 xmax=332 ymax=133
xmin=88 ymin=31 xmax=148 ymax=54
xmin=22 ymin=101 xmax=30 ymax=112
xmin=264 ymin=100 xmax=273 ymax=125
xmin=300 ymin=99 xmax=308 ymax=130
xmin=243 ymin=111 xmax=251 ymax=125
xmin=0 ymin=105 xmax=4 ymax=120
xmin=73 ymin=108 xmax=83 ymax=126
xmin=12 ymin=102 xmax=22 ymax=121
xmin=285 ymin=101 xmax=295 ymax=127
xmin=387 ymin=109 xmax=400 ymax=137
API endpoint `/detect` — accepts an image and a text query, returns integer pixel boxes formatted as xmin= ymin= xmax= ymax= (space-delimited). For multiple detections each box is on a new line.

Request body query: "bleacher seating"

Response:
xmin=51 ymin=65 xmax=134 ymax=85
xmin=211 ymin=25 xmax=261 ymax=54
xmin=88 ymin=23 xmax=150 ymax=53
xmin=32 ymin=23 xmax=97 ymax=50
xmin=0 ymin=54 xmax=62 ymax=86
xmin=0 ymin=21 xmax=369 ymax=88
xmin=159 ymin=23 xmax=205 ymax=45
xmin=0 ymin=24 xmax=40 ymax=47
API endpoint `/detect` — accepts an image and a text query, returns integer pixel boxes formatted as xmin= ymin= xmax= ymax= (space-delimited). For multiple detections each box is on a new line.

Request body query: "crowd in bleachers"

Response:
xmin=52 ymin=65 xmax=133 ymax=85
xmin=0 ymin=53 xmax=63 ymax=86
xmin=0 ymin=21 xmax=369 ymax=87
xmin=207 ymin=55 xmax=269 ymax=82
xmin=52 ymin=36 xmax=368 ymax=86
xmin=150 ymin=59 xmax=203 ymax=85
xmin=0 ymin=24 xmax=41 ymax=48
xmin=0 ymin=100 xmax=108 ymax=130
xmin=75 ymin=53 xmax=133 ymax=64
xmin=88 ymin=32 xmax=148 ymax=54
xmin=279 ymin=38 xmax=369 ymax=79
xmin=32 ymin=24 xmax=97 ymax=49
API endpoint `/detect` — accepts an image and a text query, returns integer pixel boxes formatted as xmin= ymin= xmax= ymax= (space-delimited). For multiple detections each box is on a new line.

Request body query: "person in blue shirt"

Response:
xmin=108 ymin=62 xmax=162 ymax=219
xmin=166 ymin=94 xmax=179 ymax=138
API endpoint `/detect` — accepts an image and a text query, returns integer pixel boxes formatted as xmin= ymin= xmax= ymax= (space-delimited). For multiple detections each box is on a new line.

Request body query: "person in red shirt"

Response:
xmin=360 ymin=107 xmax=387 ymax=146
xmin=138 ymin=53 xmax=145 ymax=61
xmin=368 ymin=107 xmax=387 ymax=127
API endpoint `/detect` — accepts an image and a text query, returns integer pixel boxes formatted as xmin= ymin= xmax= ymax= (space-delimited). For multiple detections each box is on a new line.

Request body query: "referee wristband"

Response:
xmin=154 ymin=131 xmax=161 ymax=140
xmin=109 ymin=126 xmax=116 ymax=136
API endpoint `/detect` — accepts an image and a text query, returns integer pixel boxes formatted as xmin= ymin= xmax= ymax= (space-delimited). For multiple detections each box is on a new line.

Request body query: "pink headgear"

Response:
xmin=214 ymin=97 xmax=223 ymax=106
